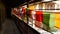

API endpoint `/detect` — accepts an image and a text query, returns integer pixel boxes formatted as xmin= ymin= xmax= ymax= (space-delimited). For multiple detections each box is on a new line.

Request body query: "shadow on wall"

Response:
xmin=0 ymin=2 xmax=6 ymax=31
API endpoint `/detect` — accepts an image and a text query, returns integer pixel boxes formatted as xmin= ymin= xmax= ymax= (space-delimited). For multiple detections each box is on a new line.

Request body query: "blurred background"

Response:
xmin=0 ymin=0 xmax=60 ymax=34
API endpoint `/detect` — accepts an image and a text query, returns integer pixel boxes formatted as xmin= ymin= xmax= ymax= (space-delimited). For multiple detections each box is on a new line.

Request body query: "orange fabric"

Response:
xmin=29 ymin=5 xmax=34 ymax=10
xmin=29 ymin=10 xmax=33 ymax=18
xmin=55 ymin=14 xmax=60 ymax=29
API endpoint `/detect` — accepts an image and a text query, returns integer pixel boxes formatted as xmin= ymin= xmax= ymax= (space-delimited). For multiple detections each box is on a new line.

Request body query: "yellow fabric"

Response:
xmin=29 ymin=5 xmax=34 ymax=10
xmin=55 ymin=14 xmax=60 ymax=29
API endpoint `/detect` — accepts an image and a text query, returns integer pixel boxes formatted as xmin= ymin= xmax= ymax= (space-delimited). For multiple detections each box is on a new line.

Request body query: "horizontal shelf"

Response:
xmin=11 ymin=13 xmax=60 ymax=34
xmin=11 ymin=13 xmax=52 ymax=34
xmin=35 ymin=9 xmax=60 ymax=10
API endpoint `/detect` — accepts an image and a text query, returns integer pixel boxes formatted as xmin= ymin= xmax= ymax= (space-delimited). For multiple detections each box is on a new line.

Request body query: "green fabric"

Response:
xmin=49 ymin=13 xmax=55 ymax=31
xmin=43 ymin=13 xmax=50 ymax=26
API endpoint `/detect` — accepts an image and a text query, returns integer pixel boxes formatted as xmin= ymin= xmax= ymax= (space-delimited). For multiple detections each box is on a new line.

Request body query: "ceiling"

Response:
xmin=1 ymin=0 xmax=30 ymax=7
xmin=1 ymin=0 xmax=57 ymax=8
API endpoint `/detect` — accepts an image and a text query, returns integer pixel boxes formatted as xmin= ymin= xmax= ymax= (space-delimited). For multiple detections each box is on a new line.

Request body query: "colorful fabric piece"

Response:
xmin=43 ymin=12 xmax=50 ymax=26
xmin=35 ymin=11 xmax=43 ymax=22
xmin=55 ymin=14 xmax=60 ymax=29
xmin=22 ymin=7 xmax=26 ymax=17
xmin=29 ymin=5 xmax=34 ymax=10
xmin=35 ymin=10 xmax=43 ymax=28
xmin=49 ymin=13 xmax=55 ymax=31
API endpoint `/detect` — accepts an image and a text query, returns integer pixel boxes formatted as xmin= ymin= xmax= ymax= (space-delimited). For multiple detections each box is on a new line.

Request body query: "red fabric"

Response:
xmin=35 ymin=21 xmax=42 ymax=28
xmin=22 ymin=7 xmax=26 ymax=17
xmin=13 ymin=9 xmax=17 ymax=14
xmin=35 ymin=10 xmax=43 ymax=28
xmin=12 ymin=9 xmax=20 ymax=17
xmin=35 ymin=10 xmax=43 ymax=22
xmin=22 ymin=7 xmax=26 ymax=13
